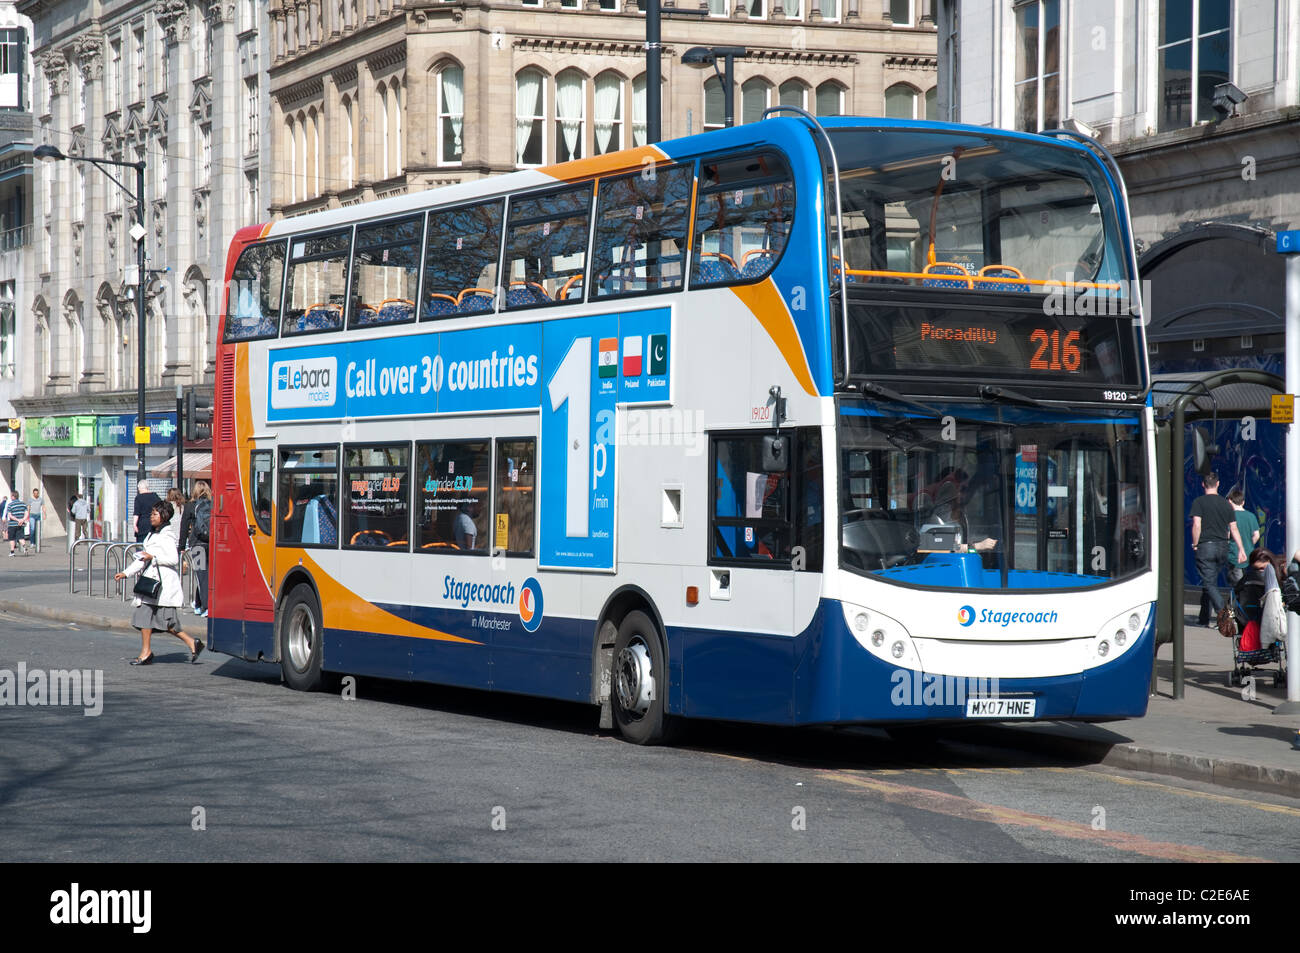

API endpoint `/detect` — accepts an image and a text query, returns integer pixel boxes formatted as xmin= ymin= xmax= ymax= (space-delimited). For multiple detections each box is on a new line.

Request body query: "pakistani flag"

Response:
xmin=598 ymin=338 xmax=618 ymax=378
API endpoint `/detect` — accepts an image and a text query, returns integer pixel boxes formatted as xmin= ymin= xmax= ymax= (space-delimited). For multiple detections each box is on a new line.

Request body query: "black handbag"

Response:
xmin=133 ymin=566 xmax=162 ymax=601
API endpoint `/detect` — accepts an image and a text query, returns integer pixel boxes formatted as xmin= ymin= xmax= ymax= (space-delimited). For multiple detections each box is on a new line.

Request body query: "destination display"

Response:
xmin=845 ymin=302 xmax=1145 ymax=394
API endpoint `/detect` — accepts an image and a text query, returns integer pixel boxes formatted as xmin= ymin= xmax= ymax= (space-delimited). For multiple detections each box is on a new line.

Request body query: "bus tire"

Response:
xmin=611 ymin=610 xmax=675 ymax=745
xmin=279 ymin=584 xmax=324 ymax=692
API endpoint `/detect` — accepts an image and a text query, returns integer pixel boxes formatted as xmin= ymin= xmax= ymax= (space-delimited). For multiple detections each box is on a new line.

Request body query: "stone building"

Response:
xmin=15 ymin=0 xmax=271 ymax=539
xmin=267 ymin=0 xmax=940 ymax=217
xmin=935 ymin=0 xmax=1300 ymax=564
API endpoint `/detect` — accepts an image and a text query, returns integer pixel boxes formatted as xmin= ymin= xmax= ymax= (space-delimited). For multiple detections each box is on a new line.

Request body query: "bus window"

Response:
xmin=591 ymin=162 xmax=693 ymax=299
xmin=277 ymin=446 xmax=339 ymax=547
xmin=283 ymin=229 xmax=351 ymax=336
xmin=250 ymin=450 xmax=274 ymax=535
xmin=349 ymin=216 xmax=421 ymax=328
xmin=414 ymin=440 xmax=490 ymax=554
xmin=224 ymin=241 xmax=285 ymax=342
xmin=691 ymin=152 xmax=794 ymax=288
xmin=503 ymin=184 xmax=592 ymax=308
xmin=494 ymin=438 xmax=535 ymax=555
xmin=422 ymin=200 xmax=504 ymax=319
xmin=344 ymin=444 xmax=411 ymax=551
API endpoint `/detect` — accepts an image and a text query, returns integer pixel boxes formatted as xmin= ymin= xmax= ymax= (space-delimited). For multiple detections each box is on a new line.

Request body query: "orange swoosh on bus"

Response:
xmin=235 ymin=342 xmax=276 ymax=596
xmin=300 ymin=552 xmax=482 ymax=645
xmin=539 ymin=146 xmax=671 ymax=183
xmin=729 ymin=278 xmax=819 ymax=397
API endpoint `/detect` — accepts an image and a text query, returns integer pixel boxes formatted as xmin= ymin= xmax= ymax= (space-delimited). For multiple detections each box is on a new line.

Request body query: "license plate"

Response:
xmin=965 ymin=697 xmax=1037 ymax=718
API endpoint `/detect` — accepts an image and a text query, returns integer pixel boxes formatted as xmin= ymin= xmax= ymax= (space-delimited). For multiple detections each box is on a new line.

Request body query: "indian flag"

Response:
xmin=598 ymin=338 xmax=618 ymax=378
xmin=622 ymin=335 xmax=643 ymax=377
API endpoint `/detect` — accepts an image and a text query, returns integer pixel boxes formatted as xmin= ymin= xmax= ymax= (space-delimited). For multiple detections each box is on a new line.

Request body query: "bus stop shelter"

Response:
xmin=1151 ymin=369 xmax=1285 ymax=698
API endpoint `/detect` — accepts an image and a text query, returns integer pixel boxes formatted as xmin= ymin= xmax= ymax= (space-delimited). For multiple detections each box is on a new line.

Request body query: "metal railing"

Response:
xmin=0 ymin=223 xmax=30 ymax=251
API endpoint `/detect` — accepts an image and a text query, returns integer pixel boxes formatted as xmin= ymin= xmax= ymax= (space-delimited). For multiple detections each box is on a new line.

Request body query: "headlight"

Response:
xmin=1098 ymin=640 xmax=1110 ymax=657
xmin=1128 ymin=613 xmax=1141 ymax=632
xmin=854 ymin=613 xmax=870 ymax=633
xmin=891 ymin=641 xmax=905 ymax=659
xmin=871 ymin=629 xmax=885 ymax=647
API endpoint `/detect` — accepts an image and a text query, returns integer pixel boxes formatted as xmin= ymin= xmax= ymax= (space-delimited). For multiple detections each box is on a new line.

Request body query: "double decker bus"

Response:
xmin=209 ymin=111 xmax=1155 ymax=743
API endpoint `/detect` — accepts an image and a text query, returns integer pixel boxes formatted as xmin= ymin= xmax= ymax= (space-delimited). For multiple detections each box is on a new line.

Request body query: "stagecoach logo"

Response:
xmin=958 ymin=605 xmax=975 ymax=627
xmin=959 ymin=606 xmax=1060 ymax=628
xmin=518 ymin=577 xmax=544 ymax=633
xmin=271 ymin=356 xmax=337 ymax=410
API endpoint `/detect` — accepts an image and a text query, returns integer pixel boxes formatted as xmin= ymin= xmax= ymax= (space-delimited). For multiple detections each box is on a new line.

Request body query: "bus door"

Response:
xmin=240 ymin=447 xmax=277 ymax=658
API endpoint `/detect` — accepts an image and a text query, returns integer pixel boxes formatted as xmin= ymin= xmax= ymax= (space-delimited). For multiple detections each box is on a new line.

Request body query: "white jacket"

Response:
xmin=122 ymin=530 xmax=184 ymax=608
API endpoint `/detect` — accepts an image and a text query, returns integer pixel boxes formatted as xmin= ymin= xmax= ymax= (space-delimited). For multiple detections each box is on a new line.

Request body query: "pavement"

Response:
xmin=4 ymin=538 xmax=1299 ymax=798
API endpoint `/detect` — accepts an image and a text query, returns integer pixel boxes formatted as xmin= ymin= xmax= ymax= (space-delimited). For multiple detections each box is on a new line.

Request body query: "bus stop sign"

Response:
xmin=1272 ymin=394 xmax=1295 ymax=424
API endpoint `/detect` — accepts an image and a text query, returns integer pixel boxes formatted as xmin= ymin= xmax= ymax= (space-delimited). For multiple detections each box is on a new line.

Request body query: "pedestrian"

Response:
xmin=165 ymin=487 xmax=188 ymax=544
xmin=179 ymin=481 xmax=212 ymax=617
xmin=114 ymin=500 xmax=203 ymax=666
xmin=131 ymin=479 xmax=160 ymax=543
xmin=5 ymin=491 xmax=28 ymax=555
xmin=71 ymin=493 xmax=90 ymax=543
xmin=26 ymin=488 xmax=43 ymax=552
xmin=1191 ymin=472 xmax=1247 ymax=626
xmin=1227 ymin=488 xmax=1261 ymax=587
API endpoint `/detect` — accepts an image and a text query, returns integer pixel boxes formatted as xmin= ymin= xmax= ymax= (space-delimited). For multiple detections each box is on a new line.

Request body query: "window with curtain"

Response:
xmin=782 ymin=0 xmax=801 ymax=16
xmin=1014 ymin=0 xmax=1061 ymax=132
xmin=747 ymin=0 xmax=764 ymax=15
xmin=516 ymin=69 xmax=545 ymax=166
xmin=741 ymin=79 xmax=769 ymax=124
xmin=1157 ymin=0 xmax=1230 ymax=131
xmin=885 ymin=83 xmax=918 ymax=118
xmin=632 ymin=74 xmax=647 ymax=146
xmin=925 ymin=86 xmax=937 ymax=120
xmin=439 ymin=65 xmax=464 ymax=164
xmin=704 ymin=76 xmax=725 ymax=129
xmin=708 ymin=0 xmax=727 ymax=13
xmin=779 ymin=81 xmax=806 ymax=110
xmin=594 ymin=73 xmax=623 ymax=156
xmin=820 ymin=0 xmax=836 ymax=18
xmin=555 ymin=70 xmax=586 ymax=163
xmin=890 ymin=0 xmax=912 ymax=24
xmin=816 ymin=82 xmax=843 ymax=116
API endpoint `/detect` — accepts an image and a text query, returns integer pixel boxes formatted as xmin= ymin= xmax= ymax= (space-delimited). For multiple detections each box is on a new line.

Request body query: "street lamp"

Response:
xmin=35 ymin=143 xmax=148 ymax=487
xmin=681 ymin=46 xmax=750 ymax=128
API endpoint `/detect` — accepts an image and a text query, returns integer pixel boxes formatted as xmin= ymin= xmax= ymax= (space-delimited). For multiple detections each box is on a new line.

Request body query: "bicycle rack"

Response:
xmin=115 ymin=543 xmax=143 ymax=601
xmin=68 ymin=538 xmax=96 ymax=593
xmin=84 ymin=541 xmax=116 ymax=597
xmin=104 ymin=543 xmax=132 ymax=599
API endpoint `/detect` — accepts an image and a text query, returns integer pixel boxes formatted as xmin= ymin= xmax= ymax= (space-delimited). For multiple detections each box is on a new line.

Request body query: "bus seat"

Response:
xmin=739 ymin=249 xmax=776 ymax=280
xmin=559 ymin=274 xmax=583 ymax=300
xmin=315 ymin=496 xmax=337 ymax=546
xmin=301 ymin=303 xmax=343 ymax=331
xmin=352 ymin=304 xmax=381 ymax=326
xmin=378 ymin=298 xmax=415 ymax=322
xmin=423 ymin=293 xmax=460 ymax=318
xmin=506 ymin=281 xmax=550 ymax=308
xmin=350 ymin=530 xmax=391 ymax=547
xmin=695 ymin=252 xmax=739 ymax=285
xmin=921 ymin=262 xmax=973 ymax=289
xmin=978 ymin=265 xmax=1031 ymax=293
xmin=457 ymin=288 xmax=496 ymax=314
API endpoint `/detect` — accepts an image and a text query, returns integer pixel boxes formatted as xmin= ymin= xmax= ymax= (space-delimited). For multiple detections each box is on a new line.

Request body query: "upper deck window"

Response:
xmin=224 ymin=240 xmax=285 ymax=342
xmin=691 ymin=152 xmax=794 ymax=288
xmin=591 ymin=162 xmax=693 ymax=299
xmin=283 ymin=229 xmax=351 ymax=336
xmin=503 ymin=184 xmax=593 ymax=309
xmin=422 ymin=200 xmax=504 ymax=318
xmin=830 ymin=129 xmax=1130 ymax=303
xmin=349 ymin=215 xmax=421 ymax=328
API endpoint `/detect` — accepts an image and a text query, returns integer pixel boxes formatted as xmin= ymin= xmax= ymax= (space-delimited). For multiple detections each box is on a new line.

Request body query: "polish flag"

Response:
xmin=622 ymin=336 xmax=643 ymax=377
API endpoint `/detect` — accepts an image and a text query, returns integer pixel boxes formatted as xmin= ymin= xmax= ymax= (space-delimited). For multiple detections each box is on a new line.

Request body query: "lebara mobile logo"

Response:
xmin=270 ymin=356 xmax=337 ymax=410
xmin=519 ymin=577 xmax=544 ymax=632
xmin=958 ymin=605 xmax=975 ymax=627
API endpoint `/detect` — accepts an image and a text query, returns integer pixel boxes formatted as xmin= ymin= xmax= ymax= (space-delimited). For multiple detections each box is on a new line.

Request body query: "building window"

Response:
xmin=72 ymin=67 xmax=85 ymax=126
xmin=515 ymin=68 xmax=545 ymax=166
xmin=245 ymin=78 xmax=259 ymax=154
xmin=593 ymin=72 xmax=623 ymax=155
xmin=708 ymin=0 xmax=727 ymax=15
xmin=741 ymin=78 xmax=769 ymax=124
xmin=109 ymin=39 xmax=122 ymax=113
xmin=889 ymin=0 xmax=913 ymax=25
xmin=704 ymin=76 xmax=725 ymax=130
xmin=201 ymin=124 xmax=212 ymax=186
xmin=632 ymin=74 xmax=647 ymax=145
xmin=0 ymin=299 xmax=14 ymax=379
xmin=815 ymin=81 xmax=843 ymax=116
xmin=1158 ymin=0 xmax=1231 ymax=131
xmin=246 ymin=171 xmax=260 ymax=222
xmin=134 ymin=26 xmax=145 ymax=102
xmin=885 ymin=82 xmax=919 ymax=118
xmin=779 ymin=81 xmax=807 ymax=110
xmin=437 ymin=65 xmax=464 ymax=164
xmin=925 ymin=86 xmax=937 ymax=119
xmin=555 ymin=70 xmax=586 ymax=163
xmin=74 ymin=167 xmax=85 ymax=221
xmin=746 ymin=0 xmax=765 ymax=17
xmin=1014 ymin=0 xmax=1061 ymax=132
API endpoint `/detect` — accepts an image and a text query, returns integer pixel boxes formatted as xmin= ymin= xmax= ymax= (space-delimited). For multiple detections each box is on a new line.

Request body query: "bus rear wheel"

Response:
xmin=611 ymin=610 xmax=675 ymax=745
xmin=279 ymin=584 xmax=324 ymax=692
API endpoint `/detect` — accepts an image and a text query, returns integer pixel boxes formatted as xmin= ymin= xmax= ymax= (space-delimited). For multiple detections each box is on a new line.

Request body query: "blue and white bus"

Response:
xmin=209 ymin=111 xmax=1156 ymax=743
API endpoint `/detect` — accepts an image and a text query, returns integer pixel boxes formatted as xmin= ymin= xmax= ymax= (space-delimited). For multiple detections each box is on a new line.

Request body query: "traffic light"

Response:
xmin=184 ymin=390 xmax=214 ymax=440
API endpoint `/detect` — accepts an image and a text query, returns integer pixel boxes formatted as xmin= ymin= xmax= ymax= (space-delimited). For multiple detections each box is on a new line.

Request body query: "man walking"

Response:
xmin=6 ymin=491 xmax=28 ymax=555
xmin=132 ymin=480 xmax=160 ymax=543
xmin=1227 ymin=488 xmax=1261 ymax=587
xmin=27 ymin=488 xmax=43 ymax=552
xmin=72 ymin=493 xmax=90 ymax=544
xmin=1191 ymin=473 xmax=1247 ymax=625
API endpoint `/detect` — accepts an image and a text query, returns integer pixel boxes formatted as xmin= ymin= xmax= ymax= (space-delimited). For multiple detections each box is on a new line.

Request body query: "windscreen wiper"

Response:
xmin=979 ymin=384 xmax=1048 ymax=409
xmin=860 ymin=380 xmax=941 ymax=415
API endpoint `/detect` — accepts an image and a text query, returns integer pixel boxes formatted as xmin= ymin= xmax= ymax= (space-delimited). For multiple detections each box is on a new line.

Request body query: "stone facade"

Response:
xmin=268 ymin=0 xmax=940 ymax=218
xmin=15 ymin=0 xmax=271 ymax=537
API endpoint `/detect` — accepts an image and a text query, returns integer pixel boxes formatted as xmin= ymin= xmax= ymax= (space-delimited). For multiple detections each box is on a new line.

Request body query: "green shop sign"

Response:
xmin=25 ymin=415 xmax=97 ymax=448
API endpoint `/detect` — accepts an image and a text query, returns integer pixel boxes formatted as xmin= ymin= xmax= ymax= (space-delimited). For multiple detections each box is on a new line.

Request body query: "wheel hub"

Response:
xmin=615 ymin=638 xmax=655 ymax=715
xmin=288 ymin=603 xmax=315 ymax=671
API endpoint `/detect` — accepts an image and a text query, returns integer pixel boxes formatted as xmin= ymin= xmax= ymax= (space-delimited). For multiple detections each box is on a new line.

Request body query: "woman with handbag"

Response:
xmin=114 ymin=501 xmax=203 ymax=666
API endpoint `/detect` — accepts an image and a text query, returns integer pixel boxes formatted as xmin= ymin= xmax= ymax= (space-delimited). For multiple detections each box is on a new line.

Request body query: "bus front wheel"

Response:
xmin=279 ymin=584 xmax=324 ymax=692
xmin=611 ymin=610 xmax=675 ymax=745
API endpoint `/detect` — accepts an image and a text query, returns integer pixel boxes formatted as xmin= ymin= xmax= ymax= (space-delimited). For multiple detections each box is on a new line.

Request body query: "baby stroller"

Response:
xmin=1226 ymin=574 xmax=1287 ymax=688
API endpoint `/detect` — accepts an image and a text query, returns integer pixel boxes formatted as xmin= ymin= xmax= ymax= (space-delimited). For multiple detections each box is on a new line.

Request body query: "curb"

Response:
xmin=0 ymin=599 xmax=134 ymax=633
xmin=961 ymin=723 xmax=1300 ymax=800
